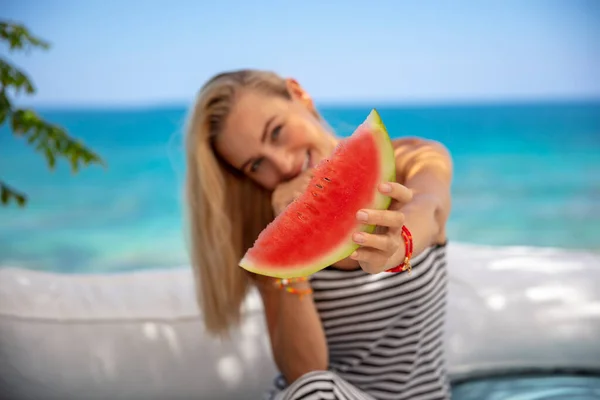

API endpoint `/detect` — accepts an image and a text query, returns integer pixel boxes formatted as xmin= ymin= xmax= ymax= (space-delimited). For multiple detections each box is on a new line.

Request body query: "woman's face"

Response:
xmin=213 ymin=80 xmax=337 ymax=190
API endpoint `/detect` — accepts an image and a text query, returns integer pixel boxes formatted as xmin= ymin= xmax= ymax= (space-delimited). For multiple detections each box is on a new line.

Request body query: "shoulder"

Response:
xmin=390 ymin=137 xmax=453 ymax=183
xmin=391 ymin=137 xmax=451 ymax=157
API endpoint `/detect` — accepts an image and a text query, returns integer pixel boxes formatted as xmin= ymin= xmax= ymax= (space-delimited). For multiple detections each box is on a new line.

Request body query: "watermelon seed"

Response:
xmin=304 ymin=202 xmax=319 ymax=214
xmin=315 ymin=183 xmax=324 ymax=189
xmin=296 ymin=212 xmax=307 ymax=221
xmin=322 ymin=177 xmax=331 ymax=182
xmin=311 ymin=191 xmax=318 ymax=197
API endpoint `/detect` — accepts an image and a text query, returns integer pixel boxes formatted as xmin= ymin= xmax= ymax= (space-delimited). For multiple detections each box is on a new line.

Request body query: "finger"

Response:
xmin=302 ymin=169 xmax=315 ymax=182
xmin=353 ymin=231 xmax=399 ymax=253
xmin=293 ymin=174 xmax=314 ymax=197
xmin=303 ymin=172 xmax=316 ymax=187
xmin=379 ymin=182 xmax=413 ymax=204
xmin=283 ymin=171 xmax=312 ymax=193
xmin=356 ymin=209 xmax=404 ymax=228
xmin=350 ymin=247 xmax=389 ymax=274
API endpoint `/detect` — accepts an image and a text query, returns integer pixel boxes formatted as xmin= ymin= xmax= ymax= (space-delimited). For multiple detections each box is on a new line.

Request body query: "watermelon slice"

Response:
xmin=239 ymin=109 xmax=396 ymax=278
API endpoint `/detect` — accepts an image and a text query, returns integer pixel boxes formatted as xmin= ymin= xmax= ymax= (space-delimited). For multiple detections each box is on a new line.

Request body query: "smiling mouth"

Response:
xmin=301 ymin=150 xmax=312 ymax=172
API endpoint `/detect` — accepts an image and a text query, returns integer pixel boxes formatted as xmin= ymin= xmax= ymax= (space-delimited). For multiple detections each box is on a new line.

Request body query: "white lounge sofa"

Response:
xmin=1 ymin=242 xmax=599 ymax=399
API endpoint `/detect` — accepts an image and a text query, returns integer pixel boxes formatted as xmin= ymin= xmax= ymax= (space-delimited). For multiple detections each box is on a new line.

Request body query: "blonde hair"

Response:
xmin=184 ymin=69 xmax=296 ymax=337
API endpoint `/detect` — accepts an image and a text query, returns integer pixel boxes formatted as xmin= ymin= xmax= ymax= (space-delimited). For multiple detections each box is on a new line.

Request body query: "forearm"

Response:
xmin=397 ymin=139 xmax=452 ymax=256
xmin=402 ymin=169 xmax=451 ymax=256
xmin=401 ymin=193 xmax=444 ymax=257
xmin=260 ymin=281 xmax=328 ymax=383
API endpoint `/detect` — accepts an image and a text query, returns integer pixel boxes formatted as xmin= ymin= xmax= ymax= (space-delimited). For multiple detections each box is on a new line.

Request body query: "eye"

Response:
xmin=250 ymin=158 xmax=263 ymax=173
xmin=271 ymin=124 xmax=283 ymax=142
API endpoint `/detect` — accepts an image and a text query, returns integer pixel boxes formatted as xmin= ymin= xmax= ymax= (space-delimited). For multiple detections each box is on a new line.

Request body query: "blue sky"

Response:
xmin=2 ymin=0 xmax=599 ymax=106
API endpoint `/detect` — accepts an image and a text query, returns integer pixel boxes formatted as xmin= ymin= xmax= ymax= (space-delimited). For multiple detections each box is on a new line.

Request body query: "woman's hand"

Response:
xmin=271 ymin=170 xmax=313 ymax=216
xmin=350 ymin=182 xmax=414 ymax=274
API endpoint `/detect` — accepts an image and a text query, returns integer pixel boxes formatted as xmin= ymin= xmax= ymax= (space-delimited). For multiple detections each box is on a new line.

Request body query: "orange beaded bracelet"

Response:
xmin=385 ymin=225 xmax=414 ymax=274
xmin=274 ymin=277 xmax=313 ymax=297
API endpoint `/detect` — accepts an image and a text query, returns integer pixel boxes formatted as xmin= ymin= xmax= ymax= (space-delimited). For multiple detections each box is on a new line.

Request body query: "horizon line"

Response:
xmin=14 ymin=95 xmax=600 ymax=112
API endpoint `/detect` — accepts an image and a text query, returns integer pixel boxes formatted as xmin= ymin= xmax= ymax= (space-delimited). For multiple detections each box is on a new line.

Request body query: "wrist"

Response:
xmin=402 ymin=192 xmax=439 ymax=214
xmin=386 ymin=225 xmax=413 ymax=273
xmin=402 ymin=194 xmax=441 ymax=245
xmin=252 ymin=274 xmax=308 ymax=290
xmin=273 ymin=277 xmax=313 ymax=297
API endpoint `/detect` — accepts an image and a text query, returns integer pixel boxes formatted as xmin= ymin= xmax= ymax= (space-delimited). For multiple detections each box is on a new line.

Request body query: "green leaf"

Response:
xmin=0 ymin=185 xmax=7 ymax=204
xmin=27 ymin=130 xmax=40 ymax=144
xmin=10 ymin=109 xmax=37 ymax=135
xmin=70 ymin=152 xmax=80 ymax=172
xmin=16 ymin=193 xmax=26 ymax=206
xmin=1 ymin=20 xmax=105 ymax=208
xmin=0 ymin=89 xmax=11 ymax=125
xmin=0 ymin=21 xmax=50 ymax=52
xmin=0 ymin=58 xmax=37 ymax=96
xmin=45 ymin=146 xmax=56 ymax=169
xmin=0 ymin=181 xmax=27 ymax=207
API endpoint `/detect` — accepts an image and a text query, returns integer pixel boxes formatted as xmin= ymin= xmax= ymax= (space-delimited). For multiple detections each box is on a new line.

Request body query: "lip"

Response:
xmin=289 ymin=151 xmax=312 ymax=180
xmin=303 ymin=150 xmax=312 ymax=171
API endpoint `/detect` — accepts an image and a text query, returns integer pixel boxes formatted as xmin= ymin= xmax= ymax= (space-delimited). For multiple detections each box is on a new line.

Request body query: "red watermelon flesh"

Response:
xmin=239 ymin=109 xmax=396 ymax=278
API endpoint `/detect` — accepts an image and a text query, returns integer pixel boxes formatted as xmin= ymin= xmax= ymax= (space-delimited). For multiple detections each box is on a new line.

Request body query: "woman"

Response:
xmin=184 ymin=69 xmax=453 ymax=400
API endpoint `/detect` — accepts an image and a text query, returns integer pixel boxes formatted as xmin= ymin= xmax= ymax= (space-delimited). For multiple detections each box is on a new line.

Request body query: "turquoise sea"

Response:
xmin=1 ymin=101 xmax=599 ymax=274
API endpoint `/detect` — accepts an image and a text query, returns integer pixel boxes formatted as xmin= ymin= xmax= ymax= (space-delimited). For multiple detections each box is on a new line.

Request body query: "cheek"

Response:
xmin=247 ymin=169 xmax=279 ymax=191
xmin=287 ymin=118 xmax=321 ymax=148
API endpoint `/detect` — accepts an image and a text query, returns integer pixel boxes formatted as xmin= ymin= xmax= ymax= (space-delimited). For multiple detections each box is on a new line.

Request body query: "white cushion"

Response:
xmin=1 ymin=242 xmax=599 ymax=399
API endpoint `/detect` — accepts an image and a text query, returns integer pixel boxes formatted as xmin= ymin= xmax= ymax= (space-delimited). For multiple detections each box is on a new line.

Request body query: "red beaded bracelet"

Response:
xmin=385 ymin=225 xmax=414 ymax=274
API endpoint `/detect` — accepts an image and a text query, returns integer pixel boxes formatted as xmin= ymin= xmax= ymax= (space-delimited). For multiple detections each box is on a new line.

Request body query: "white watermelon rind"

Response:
xmin=239 ymin=109 xmax=397 ymax=278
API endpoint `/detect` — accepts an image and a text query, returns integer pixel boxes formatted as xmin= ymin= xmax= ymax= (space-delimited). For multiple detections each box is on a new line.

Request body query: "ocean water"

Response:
xmin=1 ymin=101 xmax=599 ymax=274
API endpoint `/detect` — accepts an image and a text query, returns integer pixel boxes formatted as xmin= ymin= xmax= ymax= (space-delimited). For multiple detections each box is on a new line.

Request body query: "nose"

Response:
xmin=271 ymin=149 xmax=299 ymax=181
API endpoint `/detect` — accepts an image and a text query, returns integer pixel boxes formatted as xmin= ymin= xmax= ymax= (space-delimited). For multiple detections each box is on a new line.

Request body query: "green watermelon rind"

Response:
xmin=239 ymin=109 xmax=397 ymax=278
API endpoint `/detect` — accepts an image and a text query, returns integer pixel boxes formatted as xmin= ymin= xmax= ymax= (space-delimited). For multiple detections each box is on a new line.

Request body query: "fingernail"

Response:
xmin=353 ymin=233 xmax=365 ymax=243
xmin=356 ymin=211 xmax=368 ymax=222
xmin=380 ymin=183 xmax=392 ymax=193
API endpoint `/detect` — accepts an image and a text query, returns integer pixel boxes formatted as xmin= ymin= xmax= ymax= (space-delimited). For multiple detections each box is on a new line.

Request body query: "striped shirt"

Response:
xmin=268 ymin=242 xmax=450 ymax=400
